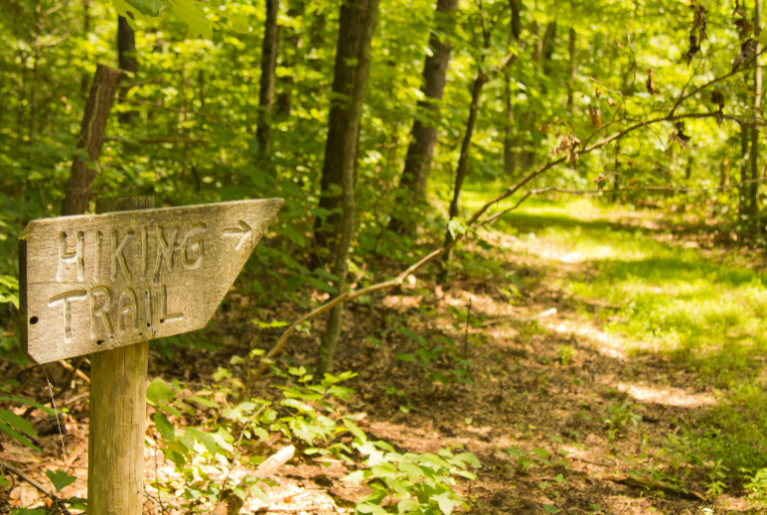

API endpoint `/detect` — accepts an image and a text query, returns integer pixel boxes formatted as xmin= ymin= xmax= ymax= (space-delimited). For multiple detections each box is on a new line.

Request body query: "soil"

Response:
xmin=0 ymin=212 xmax=758 ymax=515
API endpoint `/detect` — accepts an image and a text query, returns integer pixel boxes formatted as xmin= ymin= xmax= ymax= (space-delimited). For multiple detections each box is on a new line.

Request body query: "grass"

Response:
xmin=467 ymin=190 xmax=767 ymax=486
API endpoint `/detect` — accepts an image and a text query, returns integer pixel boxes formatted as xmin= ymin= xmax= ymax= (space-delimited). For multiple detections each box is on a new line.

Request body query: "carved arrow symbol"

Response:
xmin=223 ymin=220 xmax=252 ymax=250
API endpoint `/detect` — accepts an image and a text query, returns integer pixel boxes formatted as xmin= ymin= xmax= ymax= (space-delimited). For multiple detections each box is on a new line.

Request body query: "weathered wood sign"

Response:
xmin=19 ymin=198 xmax=283 ymax=364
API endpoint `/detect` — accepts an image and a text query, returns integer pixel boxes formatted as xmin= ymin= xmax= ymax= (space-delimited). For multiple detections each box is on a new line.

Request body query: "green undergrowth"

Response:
xmin=487 ymin=197 xmax=767 ymax=496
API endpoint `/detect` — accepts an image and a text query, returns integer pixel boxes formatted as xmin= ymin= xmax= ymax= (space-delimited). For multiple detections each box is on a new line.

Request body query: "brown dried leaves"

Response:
xmin=645 ymin=68 xmax=659 ymax=96
xmin=684 ymin=1 xmax=708 ymax=64
xmin=551 ymin=131 xmax=581 ymax=165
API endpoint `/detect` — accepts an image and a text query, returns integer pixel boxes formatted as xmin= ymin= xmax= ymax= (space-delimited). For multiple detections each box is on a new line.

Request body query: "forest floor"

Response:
xmin=4 ymin=198 xmax=767 ymax=515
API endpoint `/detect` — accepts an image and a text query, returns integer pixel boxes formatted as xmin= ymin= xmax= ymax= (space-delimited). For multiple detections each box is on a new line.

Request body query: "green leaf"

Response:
xmin=162 ymin=449 xmax=186 ymax=471
xmin=314 ymin=268 xmax=341 ymax=282
xmin=0 ymin=475 xmax=9 ymax=487
xmin=147 ymin=379 xmax=175 ymax=404
xmin=122 ymin=0 xmax=168 ymax=16
xmin=543 ymin=504 xmax=559 ymax=514
xmin=46 ymin=469 xmax=77 ymax=492
xmin=0 ymin=409 xmax=36 ymax=437
xmin=188 ymin=396 xmax=220 ymax=408
xmin=187 ymin=427 xmax=218 ymax=455
xmin=341 ymin=470 xmax=366 ymax=483
xmin=447 ymin=219 xmax=467 ymax=239
xmin=356 ymin=503 xmax=389 ymax=515
xmin=395 ymin=353 xmax=418 ymax=363
xmin=454 ymin=452 xmax=482 ymax=469
xmin=250 ymin=484 xmax=271 ymax=504
xmin=169 ymin=0 xmax=217 ymax=39
xmin=0 ymin=420 xmax=39 ymax=451
xmin=306 ymin=276 xmax=337 ymax=293
xmin=10 ymin=509 xmax=47 ymax=515
xmin=213 ymin=367 xmax=232 ymax=382
xmin=432 ymin=492 xmax=454 ymax=515
xmin=153 ymin=412 xmax=175 ymax=442
xmin=228 ymin=16 xmax=249 ymax=34
xmin=0 ymin=395 xmax=56 ymax=416
xmin=280 ymin=398 xmax=315 ymax=414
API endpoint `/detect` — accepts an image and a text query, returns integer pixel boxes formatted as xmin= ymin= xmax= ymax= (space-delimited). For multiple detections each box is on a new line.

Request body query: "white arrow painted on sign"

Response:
xmin=223 ymin=220 xmax=253 ymax=250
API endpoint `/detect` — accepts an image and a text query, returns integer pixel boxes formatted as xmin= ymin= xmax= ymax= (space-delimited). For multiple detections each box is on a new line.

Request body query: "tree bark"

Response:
xmin=387 ymin=0 xmax=460 ymax=234
xmin=567 ymin=27 xmax=576 ymax=112
xmin=750 ymin=0 xmax=762 ymax=237
xmin=503 ymin=0 xmax=522 ymax=176
xmin=256 ymin=0 xmax=280 ymax=157
xmin=439 ymin=72 xmax=488 ymax=279
xmin=313 ymin=0 xmax=380 ymax=258
xmin=61 ymin=65 xmax=125 ymax=216
xmin=276 ymin=1 xmax=302 ymax=118
xmin=117 ymin=16 xmax=138 ymax=125
xmin=315 ymin=0 xmax=380 ymax=374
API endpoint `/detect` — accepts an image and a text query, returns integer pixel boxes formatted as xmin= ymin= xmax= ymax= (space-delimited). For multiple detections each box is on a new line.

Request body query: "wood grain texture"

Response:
xmin=88 ymin=196 xmax=152 ymax=515
xmin=19 ymin=198 xmax=284 ymax=363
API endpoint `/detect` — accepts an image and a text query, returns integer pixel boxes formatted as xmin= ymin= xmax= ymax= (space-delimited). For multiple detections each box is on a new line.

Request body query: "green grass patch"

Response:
xmin=493 ymin=199 xmax=767 ymax=482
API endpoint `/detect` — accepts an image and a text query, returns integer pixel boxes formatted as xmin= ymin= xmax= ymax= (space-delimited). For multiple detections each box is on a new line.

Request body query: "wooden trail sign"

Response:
xmin=19 ymin=198 xmax=283 ymax=364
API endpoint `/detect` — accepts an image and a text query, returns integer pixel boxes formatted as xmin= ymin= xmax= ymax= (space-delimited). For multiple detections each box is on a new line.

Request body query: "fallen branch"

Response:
xmin=0 ymin=459 xmax=58 ymax=500
xmin=239 ymin=248 xmax=446 ymax=400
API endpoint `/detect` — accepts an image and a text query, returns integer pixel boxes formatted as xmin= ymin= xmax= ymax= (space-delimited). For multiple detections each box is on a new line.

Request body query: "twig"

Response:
xmin=238 ymin=248 xmax=446 ymax=400
xmin=254 ymin=507 xmax=320 ymax=513
xmin=55 ymin=359 xmax=90 ymax=384
xmin=0 ymin=459 xmax=58 ymax=500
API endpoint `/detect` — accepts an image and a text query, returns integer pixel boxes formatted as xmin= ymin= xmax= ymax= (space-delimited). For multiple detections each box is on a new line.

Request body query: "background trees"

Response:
xmin=0 ymin=0 xmax=765 ymax=368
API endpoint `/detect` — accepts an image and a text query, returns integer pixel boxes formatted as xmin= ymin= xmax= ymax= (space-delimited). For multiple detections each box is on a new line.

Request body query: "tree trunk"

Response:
xmin=276 ymin=1 xmax=302 ymax=118
xmin=567 ymin=27 xmax=576 ymax=112
xmin=256 ymin=0 xmax=280 ymax=157
xmin=750 ymin=0 xmax=762 ymax=237
xmin=117 ymin=16 xmax=138 ymax=125
xmin=503 ymin=0 xmax=522 ymax=176
xmin=439 ymin=72 xmax=488 ymax=279
xmin=387 ymin=0 xmax=460 ymax=235
xmin=313 ymin=0 xmax=380 ymax=259
xmin=28 ymin=0 xmax=41 ymax=146
xmin=315 ymin=0 xmax=380 ymax=374
xmin=61 ymin=65 xmax=125 ymax=216
xmin=739 ymin=120 xmax=750 ymax=225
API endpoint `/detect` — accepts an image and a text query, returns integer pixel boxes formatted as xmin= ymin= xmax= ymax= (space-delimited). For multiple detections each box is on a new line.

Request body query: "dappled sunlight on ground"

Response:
xmin=615 ymin=382 xmax=717 ymax=409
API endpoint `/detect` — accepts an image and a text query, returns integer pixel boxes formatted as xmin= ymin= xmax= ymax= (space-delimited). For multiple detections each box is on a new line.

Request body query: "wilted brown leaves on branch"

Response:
xmin=732 ymin=39 xmax=757 ymax=71
xmin=670 ymin=121 xmax=692 ymax=148
xmin=588 ymin=104 xmax=602 ymax=127
xmin=684 ymin=1 xmax=707 ymax=64
xmin=711 ymin=90 xmax=725 ymax=125
xmin=734 ymin=0 xmax=754 ymax=40
xmin=646 ymin=68 xmax=659 ymax=95
xmin=551 ymin=131 xmax=581 ymax=165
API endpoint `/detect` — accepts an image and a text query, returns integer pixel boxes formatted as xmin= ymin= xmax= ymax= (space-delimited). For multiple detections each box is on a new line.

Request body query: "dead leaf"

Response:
xmin=645 ymin=68 xmax=658 ymax=95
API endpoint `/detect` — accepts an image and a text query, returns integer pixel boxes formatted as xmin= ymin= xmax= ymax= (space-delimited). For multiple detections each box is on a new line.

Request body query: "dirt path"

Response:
xmin=2 ymin=207 xmax=759 ymax=514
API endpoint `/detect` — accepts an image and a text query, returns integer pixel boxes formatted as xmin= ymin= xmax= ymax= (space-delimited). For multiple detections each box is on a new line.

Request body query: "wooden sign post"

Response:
xmin=18 ymin=196 xmax=283 ymax=514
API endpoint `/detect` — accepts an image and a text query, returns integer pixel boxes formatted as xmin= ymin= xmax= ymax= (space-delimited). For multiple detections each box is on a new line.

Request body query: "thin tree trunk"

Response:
xmin=28 ymin=0 xmax=41 ymax=146
xmin=503 ymin=0 xmax=522 ymax=176
xmin=61 ymin=65 xmax=125 ymax=216
xmin=739 ymin=120 xmax=750 ymax=223
xmin=81 ymin=0 xmax=91 ymax=95
xmin=567 ymin=27 xmax=576 ymax=112
xmin=313 ymin=0 xmax=379 ymax=258
xmin=117 ymin=15 xmax=138 ymax=125
xmin=315 ymin=0 xmax=380 ymax=375
xmin=387 ymin=0 xmax=460 ymax=235
xmin=750 ymin=0 xmax=762 ymax=237
xmin=439 ymin=72 xmax=487 ymax=278
xmin=256 ymin=0 xmax=280 ymax=158
xmin=276 ymin=1 xmax=302 ymax=118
